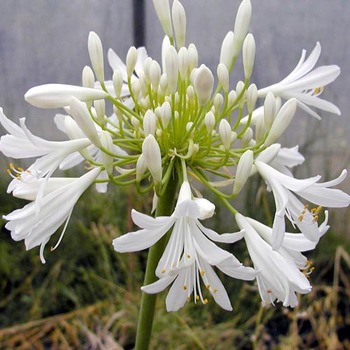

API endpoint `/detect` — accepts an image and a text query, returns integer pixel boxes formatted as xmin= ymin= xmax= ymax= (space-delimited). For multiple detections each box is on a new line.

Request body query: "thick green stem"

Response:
xmin=134 ymin=177 xmax=178 ymax=350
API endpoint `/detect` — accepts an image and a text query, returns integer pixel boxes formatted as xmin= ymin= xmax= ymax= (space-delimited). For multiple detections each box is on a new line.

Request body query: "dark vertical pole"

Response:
xmin=133 ymin=0 xmax=146 ymax=47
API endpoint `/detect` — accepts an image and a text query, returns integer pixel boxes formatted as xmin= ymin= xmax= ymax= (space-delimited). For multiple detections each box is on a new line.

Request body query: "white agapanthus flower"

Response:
xmin=3 ymin=167 xmax=101 ymax=263
xmin=255 ymin=161 xmax=350 ymax=248
xmin=236 ymin=213 xmax=319 ymax=307
xmin=113 ymin=181 xmax=256 ymax=311
xmin=258 ymin=42 xmax=340 ymax=119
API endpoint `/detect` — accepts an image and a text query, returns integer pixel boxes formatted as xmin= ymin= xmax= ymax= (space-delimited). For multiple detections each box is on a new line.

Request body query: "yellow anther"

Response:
xmin=186 ymin=254 xmax=191 ymax=259
xmin=203 ymin=298 xmax=208 ymax=304
xmin=312 ymin=215 xmax=319 ymax=223
xmin=205 ymin=284 xmax=210 ymax=290
xmin=298 ymin=214 xmax=304 ymax=222
xmin=195 ymin=295 xmax=200 ymax=301
xmin=200 ymin=270 xmax=205 ymax=276
xmin=213 ymin=288 xmax=218 ymax=293
xmin=161 ymin=268 xmax=166 ymax=273
xmin=183 ymin=285 xmax=187 ymax=291
xmin=313 ymin=86 xmax=324 ymax=95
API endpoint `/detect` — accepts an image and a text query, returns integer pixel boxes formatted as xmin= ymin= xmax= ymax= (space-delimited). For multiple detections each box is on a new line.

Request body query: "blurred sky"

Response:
xmin=0 ymin=0 xmax=349 ymax=177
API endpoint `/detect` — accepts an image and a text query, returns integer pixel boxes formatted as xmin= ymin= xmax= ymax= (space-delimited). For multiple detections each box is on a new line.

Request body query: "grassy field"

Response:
xmin=0 ymin=180 xmax=349 ymax=350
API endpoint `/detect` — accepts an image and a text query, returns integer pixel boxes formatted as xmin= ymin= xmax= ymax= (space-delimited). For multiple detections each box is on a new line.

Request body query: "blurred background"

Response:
xmin=0 ymin=1 xmax=349 ymax=349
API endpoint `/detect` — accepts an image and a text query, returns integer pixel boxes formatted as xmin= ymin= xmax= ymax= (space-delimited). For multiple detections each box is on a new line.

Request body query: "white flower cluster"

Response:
xmin=1 ymin=0 xmax=349 ymax=310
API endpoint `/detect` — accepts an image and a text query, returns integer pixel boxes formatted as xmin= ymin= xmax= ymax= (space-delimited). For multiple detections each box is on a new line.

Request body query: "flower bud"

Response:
xmin=217 ymin=63 xmax=230 ymax=93
xmin=214 ymin=93 xmax=224 ymax=112
xmin=82 ymin=66 xmax=95 ymax=88
xmin=243 ymin=33 xmax=255 ymax=80
xmin=264 ymin=98 xmax=297 ymax=146
xmin=25 ymin=84 xmax=107 ymax=109
xmin=126 ymin=46 xmax=138 ymax=78
xmin=241 ymin=127 xmax=253 ymax=147
xmin=152 ymin=0 xmax=173 ymax=38
xmin=150 ymin=60 xmax=161 ymax=90
xmin=159 ymin=73 xmax=168 ymax=94
xmin=131 ymin=116 xmax=140 ymax=132
xmin=113 ymin=69 xmax=123 ymax=98
xmin=143 ymin=57 xmax=153 ymax=84
xmin=143 ymin=109 xmax=157 ymax=136
xmin=188 ymin=43 xmax=198 ymax=72
xmin=178 ymin=47 xmax=189 ymax=79
xmin=233 ymin=150 xmax=253 ymax=194
xmin=142 ymin=134 xmax=162 ymax=184
xmin=263 ymin=92 xmax=276 ymax=131
xmin=172 ymin=0 xmax=186 ymax=49
xmin=220 ymin=31 xmax=234 ymax=69
xmin=69 ymin=97 xmax=101 ymax=147
xmin=255 ymin=115 xmax=266 ymax=143
xmin=204 ymin=111 xmax=215 ymax=133
xmin=161 ymin=101 xmax=172 ymax=128
xmin=164 ymin=45 xmax=179 ymax=93
xmin=99 ymin=131 xmax=114 ymax=176
xmin=94 ymin=99 xmax=105 ymax=125
xmin=136 ymin=154 xmax=147 ymax=182
xmin=219 ymin=119 xmax=232 ymax=150
xmin=246 ymin=84 xmax=258 ymax=114
xmin=227 ymin=90 xmax=237 ymax=107
xmin=232 ymin=0 xmax=252 ymax=57
xmin=193 ymin=64 xmax=214 ymax=105
xmin=88 ymin=32 xmax=104 ymax=82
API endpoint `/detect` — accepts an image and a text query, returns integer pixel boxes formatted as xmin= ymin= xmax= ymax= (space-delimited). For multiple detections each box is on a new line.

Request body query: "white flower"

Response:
xmin=255 ymin=161 xmax=350 ymax=248
xmin=113 ymin=181 xmax=256 ymax=311
xmin=258 ymin=42 xmax=340 ymax=119
xmin=236 ymin=213 xmax=313 ymax=307
xmin=3 ymin=167 xmax=101 ymax=263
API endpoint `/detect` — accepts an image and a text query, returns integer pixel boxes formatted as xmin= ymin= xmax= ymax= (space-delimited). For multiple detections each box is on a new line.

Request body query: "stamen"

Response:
xmin=183 ymin=285 xmax=187 ymax=291
xmin=313 ymin=86 xmax=324 ymax=96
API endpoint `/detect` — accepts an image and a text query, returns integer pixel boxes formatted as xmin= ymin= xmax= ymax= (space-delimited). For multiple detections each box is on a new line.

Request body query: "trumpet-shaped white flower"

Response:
xmin=3 ymin=167 xmax=101 ymax=263
xmin=258 ymin=42 xmax=340 ymax=119
xmin=236 ymin=213 xmax=313 ymax=307
xmin=113 ymin=181 xmax=256 ymax=311
xmin=255 ymin=161 xmax=350 ymax=248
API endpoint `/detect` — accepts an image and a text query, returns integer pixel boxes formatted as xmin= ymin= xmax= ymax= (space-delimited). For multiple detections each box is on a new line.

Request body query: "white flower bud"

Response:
xmin=69 ymin=97 xmax=101 ymax=147
xmin=164 ymin=45 xmax=179 ymax=93
xmin=142 ymin=134 xmax=162 ymax=184
xmin=255 ymin=115 xmax=266 ymax=143
xmin=100 ymin=131 xmax=114 ymax=176
xmin=159 ymin=73 xmax=168 ymax=93
xmin=25 ymin=84 xmax=107 ymax=109
xmin=152 ymin=0 xmax=173 ymax=38
xmin=247 ymin=84 xmax=258 ymax=114
xmin=94 ymin=99 xmax=105 ymax=125
xmin=188 ymin=43 xmax=198 ymax=72
xmin=241 ymin=127 xmax=253 ymax=147
xmin=131 ymin=116 xmax=140 ymax=131
xmin=161 ymin=101 xmax=172 ymax=128
xmin=214 ymin=93 xmax=224 ymax=112
xmin=217 ymin=63 xmax=230 ymax=93
xmin=219 ymin=119 xmax=232 ymax=150
xmin=150 ymin=60 xmax=161 ymax=90
xmin=178 ymin=47 xmax=189 ymax=79
xmin=263 ymin=92 xmax=276 ymax=131
xmin=264 ymin=98 xmax=297 ymax=146
xmin=88 ymin=32 xmax=104 ymax=82
xmin=131 ymin=79 xmax=141 ymax=100
xmin=82 ymin=66 xmax=95 ymax=88
xmin=204 ymin=111 xmax=215 ymax=133
xmin=220 ymin=31 xmax=234 ymax=69
xmin=193 ymin=64 xmax=214 ymax=105
xmin=112 ymin=69 xmax=123 ymax=98
xmin=227 ymin=90 xmax=237 ymax=107
xmin=186 ymin=85 xmax=195 ymax=100
xmin=243 ymin=33 xmax=255 ymax=80
xmin=233 ymin=149 xmax=253 ymax=194
xmin=232 ymin=0 xmax=252 ymax=57
xmin=172 ymin=0 xmax=186 ymax=49
xmin=143 ymin=109 xmax=157 ymax=136
xmin=136 ymin=153 xmax=147 ymax=182
xmin=143 ymin=57 xmax=153 ymax=84
xmin=126 ymin=46 xmax=138 ymax=78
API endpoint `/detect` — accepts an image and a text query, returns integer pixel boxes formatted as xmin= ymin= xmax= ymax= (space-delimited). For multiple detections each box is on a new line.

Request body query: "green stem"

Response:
xmin=134 ymin=177 xmax=178 ymax=350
